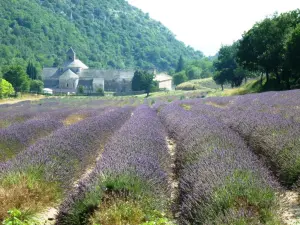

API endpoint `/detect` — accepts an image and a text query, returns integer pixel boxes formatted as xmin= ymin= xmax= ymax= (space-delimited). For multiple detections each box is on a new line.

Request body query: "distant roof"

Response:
xmin=154 ymin=73 xmax=172 ymax=82
xmin=67 ymin=47 xmax=75 ymax=55
xmin=43 ymin=69 xmax=135 ymax=81
xmin=43 ymin=79 xmax=59 ymax=88
xmin=63 ymin=59 xmax=89 ymax=69
xmin=42 ymin=68 xmax=58 ymax=78
xmin=78 ymin=79 xmax=93 ymax=86
xmin=60 ymin=69 xmax=79 ymax=79
xmin=80 ymin=69 xmax=134 ymax=80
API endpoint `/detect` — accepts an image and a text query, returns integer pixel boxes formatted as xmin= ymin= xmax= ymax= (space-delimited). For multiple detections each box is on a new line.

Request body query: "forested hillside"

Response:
xmin=0 ymin=0 xmax=203 ymax=70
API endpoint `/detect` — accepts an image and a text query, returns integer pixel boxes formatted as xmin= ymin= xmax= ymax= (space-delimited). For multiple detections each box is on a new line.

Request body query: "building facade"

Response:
xmin=42 ymin=48 xmax=173 ymax=93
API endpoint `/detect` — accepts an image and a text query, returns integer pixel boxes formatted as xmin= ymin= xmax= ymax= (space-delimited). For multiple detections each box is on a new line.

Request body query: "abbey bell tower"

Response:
xmin=66 ymin=47 xmax=76 ymax=61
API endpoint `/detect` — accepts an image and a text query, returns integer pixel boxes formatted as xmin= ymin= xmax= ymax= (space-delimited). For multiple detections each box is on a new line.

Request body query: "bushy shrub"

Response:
xmin=30 ymin=80 xmax=44 ymax=93
xmin=0 ymin=78 xmax=14 ymax=98
xmin=173 ymin=71 xmax=188 ymax=85
xmin=96 ymin=87 xmax=105 ymax=96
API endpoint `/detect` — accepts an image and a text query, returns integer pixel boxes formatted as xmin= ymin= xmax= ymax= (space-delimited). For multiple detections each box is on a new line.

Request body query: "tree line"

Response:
xmin=213 ymin=9 xmax=300 ymax=90
xmin=0 ymin=62 xmax=44 ymax=98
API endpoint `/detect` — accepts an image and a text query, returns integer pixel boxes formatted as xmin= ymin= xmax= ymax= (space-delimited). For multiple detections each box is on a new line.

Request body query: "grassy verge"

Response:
xmin=60 ymin=175 xmax=173 ymax=225
xmin=208 ymin=77 xmax=290 ymax=97
xmin=176 ymin=77 xmax=226 ymax=91
xmin=63 ymin=114 xmax=88 ymax=126
xmin=207 ymin=170 xmax=280 ymax=224
xmin=0 ymin=167 xmax=62 ymax=222
xmin=0 ymin=94 xmax=45 ymax=105
xmin=207 ymin=79 xmax=262 ymax=97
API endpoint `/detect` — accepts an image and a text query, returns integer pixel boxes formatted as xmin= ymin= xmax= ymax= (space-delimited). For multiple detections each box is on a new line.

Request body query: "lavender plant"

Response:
xmin=181 ymin=91 xmax=300 ymax=186
xmin=159 ymin=104 xmax=279 ymax=224
xmin=56 ymin=105 xmax=172 ymax=225
xmin=0 ymin=107 xmax=133 ymax=188
xmin=0 ymin=118 xmax=63 ymax=162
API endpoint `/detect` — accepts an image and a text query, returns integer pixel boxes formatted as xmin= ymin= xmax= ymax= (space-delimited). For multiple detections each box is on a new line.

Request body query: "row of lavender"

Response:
xmin=205 ymin=89 xmax=300 ymax=122
xmin=183 ymin=90 xmax=300 ymax=186
xmin=0 ymin=107 xmax=107 ymax=163
xmin=56 ymin=106 xmax=172 ymax=224
xmin=0 ymin=107 xmax=133 ymax=221
xmin=0 ymin=96 xmax=146 ymax=129
xmin=159 ymin=104 xmax=279 ymax=224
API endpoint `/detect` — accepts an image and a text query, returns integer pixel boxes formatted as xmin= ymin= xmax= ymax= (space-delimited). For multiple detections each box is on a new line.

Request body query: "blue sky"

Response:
xmin=128 ymin=0 xmax=299 ymax=56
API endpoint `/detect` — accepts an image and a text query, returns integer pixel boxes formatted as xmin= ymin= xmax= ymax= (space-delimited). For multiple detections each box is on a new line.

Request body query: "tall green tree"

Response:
xmin=132 ymin=70 xmax=156 ymax=96
xmin=3 ymin=65 xmax=30 ymax=94
xmin=214 ymin=43 xmax=250 ymax=89
xmin=176 ymin=55 xmax=185 ymax=72
xmin=213 ymin=70 xmax=228 ymax=91
xmin=286 ymin=24 xmax=300 ymax=81
xmin=132 ymin=70 xmax=143 ymax=91
xmin=238 ymin=10 xmax=300 ymax=85
xmin=26 ymin=62 xmax=38 ymax=80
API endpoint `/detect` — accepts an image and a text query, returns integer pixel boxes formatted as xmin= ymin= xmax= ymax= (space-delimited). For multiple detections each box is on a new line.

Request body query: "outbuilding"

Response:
xmin=154 ymin=73 xmax=173 ymax=90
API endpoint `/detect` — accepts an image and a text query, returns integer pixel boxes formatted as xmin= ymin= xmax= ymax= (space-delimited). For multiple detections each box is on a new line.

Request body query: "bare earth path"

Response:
xmin=166 ymin=137 xmax=180 ymax=221
xmin=35 ymin=151 xmax=103 ymax=224
xmin=0 ymin=95 xmax=45 ymax=105
xmin=280 ymin=191 xmax=300 ymax=224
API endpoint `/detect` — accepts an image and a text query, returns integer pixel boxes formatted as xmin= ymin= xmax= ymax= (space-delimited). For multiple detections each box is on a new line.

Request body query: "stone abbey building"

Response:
xmin=42 ymin=48 xmax=173 ymax=93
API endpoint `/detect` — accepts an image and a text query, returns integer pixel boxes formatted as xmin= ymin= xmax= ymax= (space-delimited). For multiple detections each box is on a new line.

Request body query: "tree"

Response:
xmin=186 ymin=66 xmax=202 ymax=80
xmin=0 ymin=78 xmax=14 ymax=98
xmin=176 ymin=55 xmax=185 ymax=72
xmin=132 ymin=70 xmax=143 ymax=91
xmin=238 ymin=11 xmax=300 ymax=85
xmin=96 ymin=87 xmax=105 ymax=96
xmin=214 ymin=43 xmax=250 ymax=89
xmin=173 ymin=71 xmax=188 ymax=85
xmin=286 ymin=24 xmax=300 ymax=80
xmin=30 ymin=80 xmax=44 ymax=93
xmin=131 ymin=70 xmax=155 ymax=96
xmin=26 ymin=62 xmax=38 ymax=80
xmin=77 ymin=85 xmax=84 ymax=94
xmin=3 ymin=65 xmax=30 ymax=94
xmin=213 ymin=70 xmax=228 ymax=91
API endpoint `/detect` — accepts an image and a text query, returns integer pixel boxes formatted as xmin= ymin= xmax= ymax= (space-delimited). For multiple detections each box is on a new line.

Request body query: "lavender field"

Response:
xmin=0 ymin=91 xmax=300 ymax=225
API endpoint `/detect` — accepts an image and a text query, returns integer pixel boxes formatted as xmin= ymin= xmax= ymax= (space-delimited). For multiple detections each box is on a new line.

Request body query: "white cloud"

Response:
xmin=128 ymin=0 xmax=299 ymax=56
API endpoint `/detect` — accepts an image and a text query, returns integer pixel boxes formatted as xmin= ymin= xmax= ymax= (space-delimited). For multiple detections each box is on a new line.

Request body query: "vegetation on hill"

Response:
xmin=213 ymin=9 xmax=300 ymax=91
xmin=0 ymin=0 xmax=203 ymax=71
xmin=176 ymin=77 xmax=228 ymax=91
xmin=172 ymin=56 xmax=215 ymax=85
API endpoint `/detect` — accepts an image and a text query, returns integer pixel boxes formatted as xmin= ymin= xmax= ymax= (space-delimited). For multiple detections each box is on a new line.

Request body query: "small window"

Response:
xmin=67 ymin=83 xmax=68 ymax=88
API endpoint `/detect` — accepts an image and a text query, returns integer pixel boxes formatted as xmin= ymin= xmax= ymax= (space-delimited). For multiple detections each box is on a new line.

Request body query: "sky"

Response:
xmin=127 ymin=0 xmax=299 ymax=56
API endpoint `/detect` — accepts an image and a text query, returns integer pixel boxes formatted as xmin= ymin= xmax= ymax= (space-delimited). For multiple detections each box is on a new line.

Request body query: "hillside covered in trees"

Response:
xmin=0 ymin=0 xmax=203 ymax=71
